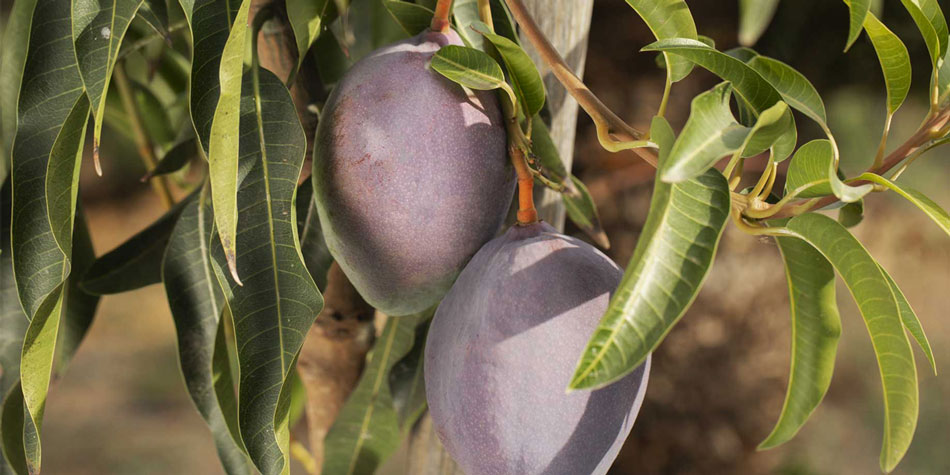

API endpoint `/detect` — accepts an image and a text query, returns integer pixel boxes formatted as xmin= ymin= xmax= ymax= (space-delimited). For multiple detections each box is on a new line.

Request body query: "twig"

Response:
xmin=113 ymin=63 xmax=175 ymax=209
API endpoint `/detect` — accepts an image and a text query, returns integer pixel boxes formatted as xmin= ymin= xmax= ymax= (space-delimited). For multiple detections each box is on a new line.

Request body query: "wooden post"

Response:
xmin=405 ymin=2 xmax=595 ymax=472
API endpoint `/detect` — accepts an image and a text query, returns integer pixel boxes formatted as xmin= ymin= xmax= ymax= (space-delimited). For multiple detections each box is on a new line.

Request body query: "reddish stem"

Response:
xmin=431 ymin=0 xmax=453 ymax=32
xmin=510 ymin=146 xmax=539 ymax=224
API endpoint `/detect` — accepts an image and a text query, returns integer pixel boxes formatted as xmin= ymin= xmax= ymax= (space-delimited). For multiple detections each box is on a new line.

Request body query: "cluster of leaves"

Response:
xmin=0 ymin=0 xmax=949 ymax=474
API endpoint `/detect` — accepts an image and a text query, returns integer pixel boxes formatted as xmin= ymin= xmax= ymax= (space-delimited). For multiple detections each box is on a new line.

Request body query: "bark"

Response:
xmin=406 ymin=2 xmax=595 ymax=472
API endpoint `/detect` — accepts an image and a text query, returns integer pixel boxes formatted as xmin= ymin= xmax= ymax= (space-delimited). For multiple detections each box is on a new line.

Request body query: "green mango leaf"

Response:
xmin=430 ymin=45 xmax=518 ymax=106
xmin=210 ymin=69 xmax=323 ymax=475
xmin=164 ymin=195 xmax=253 ymax=474
xmin=452 ymin=0 xmax=486 ymax=50
xmin=570 ymin=117 xmax=731 ymax=390
xmin=10 ymin=0 xmax=92 ymax=468
xmin=856 ymin=173 xmax=950 ymax=237
xmin=389 ymin=321 xmax=430 ymax=429
xmin=625 ymin=0 xmax=698 ymax=82
xmin=0 ymin=183 xmax=27 ymax=407
xmin=137 ymin=0 xmax=171 ymax=39
xmin=143 ymin=137 xmax=198 ymax=180
xmin=782 ymin=213 xmax=918 ymax=472
xmin=471 ymin=22 xmax=546 ymax=118
xmin=383 ymin=0 xmax=434 ymax=36
xmin=208 ymin=0 xmax=251 ymax=285
xmin=839 ymin=199 xmax=865 ymax=228
xmin=0 ymin=0 xmax=39 ymax=184
xmin=783 ymin=140 xmax=871 ymax=203
xmin=844 ymin=0 xmax=871 ymax=51
xmin=323 ymin=311 xmax=432 ymax=475
xmin=529 ymin=118 xmax=568 ymax=183
xmin=53 ymin=209 xmax=100 ymax=376
xmin=745 ymin=55 xmax=828 ymax=131
xmin=563 ymin=176 xmax=610 ymax=249
xmin=661 ymin=83 xmax=749 ymax=182
xmin=898 ymin=0 xmax=948 ymax=66
xmin=287 ymin=0 xmax=336 ymax=76
xmin=296 ymin=180 xmax=333 ymax=292
xmin=81 ymin=197 xmax=192 ymax=295
xmin=1 ymin=383 xmax=27 ymax=474
xmin=864 ymin=12 xmax=911 ymax=116
xmin=738 ymin=0 xmax=779 ymax=46
xmin=759 ymin=232 xmax=841 ymax=449
xmin=179 ymin=0 xmax=237 ymax=154
xmin=881 ymin=267 xmax=936 ymax=373
xmin=642 ymin=38 xmax=782 ymax=114
xmin=72 ymin=0 xmax=146 ymax=172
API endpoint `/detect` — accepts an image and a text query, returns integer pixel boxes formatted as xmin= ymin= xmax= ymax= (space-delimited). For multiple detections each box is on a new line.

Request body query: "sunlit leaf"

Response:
xmin=844 ymin=0 xmax=871 ymax=51
xmin=759 ymin=231 xmax=841 ymax=449
xmin=642 ymin=38 xmax=782 ymax=114
xmin=72 ymin=0 xmax=146 ymax=172
xmin=783 ymin=140 xmax=871 ymax=203
xmin=782 ymin=213 xmax=918 ymax=472
xmin=472 ymin=21 xmax=545 ymax=118
xmin=0 ymin=0 xmax=39 ymax=184
xmin=81 ymin=197 xmax=192 ymax=295
xmin=323 ymin=311 xmax=432 ymax=475
xmin=864 ymin=12 xmax=911 ymax=116
xmin=164 ymin=195 xmax=253 ymax=474
xmin=625 ymin=0 xmax=698 ymax=82
xmin=208 ymin=0 xmax=251 ymax=284
xmin=287 ymin=0 xmax=336 ymax=76
xmin=430 ymin=45 xmax=517 ymax=106
xmin=738 ymin=0 xmax=779 ymax=46
xmin=383 ymin=0 xmax=433 ymax=36
xmin=897 ymin=0 xmax=948 ymax=66
xmin=209 ymin=69 xmax=323 ymax=475
xmin=570 ymin=117 xmax=730 ymax=390
xmin=856 ymin=172 xmax=950 ymax=237
xmin=881 ymin=267 xmax=936 ymax=374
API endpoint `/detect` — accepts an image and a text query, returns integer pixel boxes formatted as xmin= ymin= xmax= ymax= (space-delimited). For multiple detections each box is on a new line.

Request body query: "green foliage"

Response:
xmin=624 ymin=0 xmax=698 ymax=82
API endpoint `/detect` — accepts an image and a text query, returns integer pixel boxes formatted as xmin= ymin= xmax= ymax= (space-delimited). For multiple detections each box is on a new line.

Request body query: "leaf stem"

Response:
xmin=431 ymin=0 xmax=453 ymax=32
xmin=477 ymin=0 xmax=493 ymax=31
xmin=113 ymin=63 xmax=174 ymax=209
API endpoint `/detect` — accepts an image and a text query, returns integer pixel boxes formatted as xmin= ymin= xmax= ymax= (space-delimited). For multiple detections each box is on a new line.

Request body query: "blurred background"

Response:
xmin=24 ymin=0 xmax=949 ymax=473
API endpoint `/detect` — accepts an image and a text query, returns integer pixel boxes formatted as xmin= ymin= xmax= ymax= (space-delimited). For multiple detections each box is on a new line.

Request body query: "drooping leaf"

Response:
xmin=208 ymin=0 xmax=252 ymax=284
xmin=782 ymin=213 xmax=918 ymax=472
xmin=661 ymin=83 xmax=748 ymax=182
xmin=0 ymin=181 xmax=27 ymax=429
xmin=10 ymin=0 xmax=92 ymax=468
xmin=881 ymin=267 xmax=936 ymax=373
xmin=72 ymin=0 xmax=146 ymax=172
xmin=864 ymin=12 xmax=912 ymax=116
xmin=745 ymin=54 xmax=829 ymax=130
xmin=0 ymin=0 xmax=39 ymax=184
xmin=897 ymin=0 xmax=948 ymax=67
xmin=856 ymin=173 xmax=950 ymax=237
xmin=563 ymin=176 xmax=609 ymax=249
xmin=642 ymin=38 xmax=783 ymax=114
xmin=738 ymin=0 xmax=779 ymax=46
xmin=430 ymin=45 xmax=517 ymax=106
xmin=81 ymin=196 xmax=192 ymax=295
xmin=383 ymin=0 xmax=433 ymax=36
xmin=323 ymin=311 xmax=432 ymax=475
xmin=164 ymin=195 xmax=253 ymax=474
xmin=625 ymin=0 xmax=698 ymax=82
xmin=844 ymin=0 xmax=871 ymax=51
xmin=53 ymin=208 xmax=101 ymax=376
xmin=209 ymin=69 xmax=323 ymax=475
xmin=472 ymin=21 xmax=546 ymax=118
xmin=759 ymin=232 xmax=841 ymax=449
xmin=179 ymin=0 xmax=237 ymax=153
xmin=296 ymin=180 xmax=333 ymax=292
xmin=570 ymin=117 xmax=731 ymax=390
xmin=287 ymin=0 xmax=335 ymax=76
xmin=0 ymin=384 xmax=27 ymax=475
xmin=529 ymin=117 xmax=568 ymax=183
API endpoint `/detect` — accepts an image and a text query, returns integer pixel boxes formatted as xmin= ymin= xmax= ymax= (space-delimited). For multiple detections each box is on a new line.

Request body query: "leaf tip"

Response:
xmin=93 ymin=141 xmax=103 ymax=176
xmin=226 ymin=249 xmax=243 ymax=286
xmin=592 ymin=231 xmax=610 ymax=250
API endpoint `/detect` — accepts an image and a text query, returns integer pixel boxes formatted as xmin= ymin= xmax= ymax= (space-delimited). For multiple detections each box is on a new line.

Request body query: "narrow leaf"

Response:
xmin=208 ymin=0 xmax=252 ymax=284
xmin=625 ymin=0 xmax=698 ymax=82
xmin=143 ymin=137 xmax=198 ymax=180
xmin=562 ymin=176 xmax=610 ymax=249
xmin=81 ymin=197 xmax=192 ymax=295
xmin=164 ymin=196 xmax=253 ymax=474
xmin=296 ymin=180 xmax=333 ymax=292
xmin=570 ymin=117 xmax=731 ymax=390
xmin=759 ymin=233 xmax=841 ymax=449
xmin=383 ymin=0 xmax=433 ymax=36
xmin=881 ymin=267 xmax=936 ymax=373
xmin=323 ymin=312 xmax=431 ymax=475
xmin=472 ymin=22 xmax=546 ymax=118
xmin=0 ymin=0 xmax=39 ymax=184
xmin=745 ymin=54 xmax=829 ymax=129
xmin=642 ymin=38 xmax=783 ymax=114
xmin=210 ymin=69 xmax=323 ymax=475
xmin=845 ymin=0 xmax=871 ymax=51
xmin=857 ymin=173 xmax=950 ymax=236
xmin=864 ymin=12 xmax=912 ymax=116
xmin=783 ymin=213 xmax=918 ymax=472
xmin=72 ymin=0 xmax=146 ymax=172
xmin=738 ymin=0 xmax=780 ymax=46
xmin=898 ymin=0 xmax=948 ymax=66
xmin=429 ymin=45 xmax=517 ymax=106
xmin=287 ymin=0 xmax=335 ymax=74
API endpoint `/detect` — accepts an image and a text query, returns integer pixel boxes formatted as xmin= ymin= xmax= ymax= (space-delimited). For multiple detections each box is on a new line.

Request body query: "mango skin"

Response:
xmin=425 ymin=222 xmax=650 ymax=475
xmin=312 ymin=30 xmax=514 ymax=316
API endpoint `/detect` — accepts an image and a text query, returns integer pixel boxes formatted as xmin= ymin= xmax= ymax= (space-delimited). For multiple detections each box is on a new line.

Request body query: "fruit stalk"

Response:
xmin=431 ymin=0 xmax=454 ymax=32
xmin=511 ymin=145 xmax=538 ymax=224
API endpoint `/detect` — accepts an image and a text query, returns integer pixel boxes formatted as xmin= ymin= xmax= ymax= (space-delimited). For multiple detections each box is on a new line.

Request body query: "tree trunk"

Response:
xmin=405 ymin=2 xmax=594 ymax=472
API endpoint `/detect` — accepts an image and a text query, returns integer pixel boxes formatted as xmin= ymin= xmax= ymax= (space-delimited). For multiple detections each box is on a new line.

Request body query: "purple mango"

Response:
xmin=425 ymin=222 xmax=650 ymax=475
xmin=312 ymin=29 xmax=514 ymax=316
